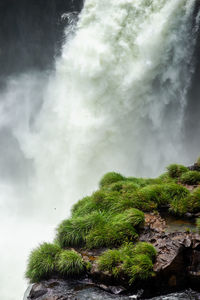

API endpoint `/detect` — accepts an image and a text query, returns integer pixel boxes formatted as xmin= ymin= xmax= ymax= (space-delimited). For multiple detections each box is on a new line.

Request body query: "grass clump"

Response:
xmin=98 ymin=242 xmax=156 ymax=284
xmin=86 ymin=208 xmax=143 ymax=249
xmin=196 ymin=218 xmax=200 ymax=233
xmin=99 ymin=172 xmax=125 ymax=188
xmin=180 ymin=171 xmax=200 ymax=185
xmin=56 ymin=212 xmax=106 ymax=248
xmin=56 ymin=250 xmax=85 ymax=277
xmin=25 ymin=243 xmax=61 ymax=283
xmin=167 ymin=164 xmax=188 ymax=178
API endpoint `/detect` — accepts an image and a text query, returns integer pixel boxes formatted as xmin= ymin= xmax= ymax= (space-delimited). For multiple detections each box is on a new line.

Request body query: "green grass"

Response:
xmin=99 ymin=172 xmax=125 ymax=188
xmin=196 ymin=218 xmax=200 ymax=233
xmin=56 ymin=250 xmax=85 ymax=276
xmin=180 ymin=171 xmax=200 ymax=185
xmin=167 ymin=164 xmax=188 ymax=178
xmin=98 ymin=242 xmax=156 ymax=284
xmin=86 ymin=209 xmax=140 ymax=249
xmin=25 ymin=243 xmax=61 ymax=283
xmin=56 ymin=212 xmax=107 ymax=248
xmin=124 ymin=254 xmax=154 ymax=284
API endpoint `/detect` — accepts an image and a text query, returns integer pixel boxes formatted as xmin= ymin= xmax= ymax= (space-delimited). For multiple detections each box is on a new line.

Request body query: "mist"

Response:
xmin=0 ymin=0 xmax=200 ymax=300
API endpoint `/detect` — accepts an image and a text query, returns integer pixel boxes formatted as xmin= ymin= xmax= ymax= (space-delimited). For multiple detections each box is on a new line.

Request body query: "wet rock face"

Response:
xmin=0 ymin=0 xmax=83 ymax=83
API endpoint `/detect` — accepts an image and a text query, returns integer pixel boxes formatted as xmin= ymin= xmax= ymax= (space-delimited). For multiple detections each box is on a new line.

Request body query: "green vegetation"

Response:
xmin=180 ymin=171 xmax=200 ymax=185
xmin=167 ymin=164 xmax=188 ymax=178
xmin=196 ymin=157 xmax=200 ymax=167
xmin=26 ymin=160 xmax=200 ymax=284
xmin=25 ymin=243 xmax=61 ymax=283
xmin=99 ymin=172 xmax=125 ymax=188
xmin=56 ymin=250 xmax=85 ymax=276
xmin=196 ymin=218 xmax=200 ymax=233
xmin=98 ymin=242 xmax=156 ymax=284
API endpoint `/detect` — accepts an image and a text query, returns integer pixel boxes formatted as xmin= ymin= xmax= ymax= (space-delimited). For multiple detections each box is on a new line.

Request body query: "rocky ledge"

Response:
xmin=25 ymin=213 xmax=200 ymax=300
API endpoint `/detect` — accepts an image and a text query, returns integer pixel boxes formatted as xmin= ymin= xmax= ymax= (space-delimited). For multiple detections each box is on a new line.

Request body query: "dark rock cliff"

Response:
xmin=0 ymin=0 xmax=83 ymax=83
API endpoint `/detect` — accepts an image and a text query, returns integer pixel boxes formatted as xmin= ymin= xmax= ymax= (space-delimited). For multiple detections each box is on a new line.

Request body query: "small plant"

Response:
xmin=99 ymin=172 xmax=125 ymax=188
xmin=186 ymin=187 xmax=200 ymax=213
xmin=196 ymin=218 xmax=200 ymax=233
xmin=167 ymin=164 xmax=188 ymax=178
xmin=56 ymin=250 xmax=85 ymax=276
xmin=180 ymin=171 xmax=200 ymax=185
xmin=25 ymin=243 xmax=61 ymax=283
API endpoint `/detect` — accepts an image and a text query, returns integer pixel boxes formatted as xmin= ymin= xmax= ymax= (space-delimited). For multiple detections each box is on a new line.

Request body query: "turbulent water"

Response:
xmin=0 ymin=0 xmax=200 ymax=299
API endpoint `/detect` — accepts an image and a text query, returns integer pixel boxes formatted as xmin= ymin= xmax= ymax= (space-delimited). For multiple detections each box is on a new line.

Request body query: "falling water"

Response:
xmin=0 ymin=0 xmax=200 ymax=299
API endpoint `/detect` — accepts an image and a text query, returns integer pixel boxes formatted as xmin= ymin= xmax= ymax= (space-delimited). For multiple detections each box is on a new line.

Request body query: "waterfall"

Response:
xmin=0 ymin=0 xmax=200 ymax=299
xmin=24 ymin=0 xmax=200 ymax=204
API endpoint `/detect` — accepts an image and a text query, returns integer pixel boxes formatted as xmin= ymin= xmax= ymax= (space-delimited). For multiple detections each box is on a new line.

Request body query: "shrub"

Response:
xmin=56 ymin=212 xmax=106 ymax=248
xmin=167 ymin=164 xmax=188 ymax=178
xmin=25 ymin=243 xmax=60 ymax=283
xmin=99 ymin=172 xmax=125 ymax=188
xmin=56 ymin=250 xmax=85 ymax=276
xmin=180 ymin=171 xmax=200 ymax=185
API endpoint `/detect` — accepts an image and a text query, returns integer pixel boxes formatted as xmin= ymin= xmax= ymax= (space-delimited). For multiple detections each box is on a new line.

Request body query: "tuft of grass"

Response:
xmin=86 ymin=209 xmax=143 ymax=249
xmin=71 ymin=196 xmax=96 ymax=218
xmin=170 ymin=187 xmax=200 ymax=215
xmin=99 ymin=172 xmax=125 ymax=188
xmin=56 ymin=250 xmax=85 ymax=277
xmin=56 ymin=212 xmax=106 ymax=248
xmin=98 ymin=249 xmax=122 ymax=275
xmin=123 ymin=254 xmax=154 ymax=284
xmin=25 ymin=243 xmax=61 ymax=283
xmin=167 ymin=164 xmax=188 ymax=178
xmin=98 ymin=242 xmax=156 ymax=284
xmin=132 ymin=242 xmax=157 ymax=261
xmin=196 ymin=157 xmax=200 ymax=167
xmin=196 ymin=218 xmax=200 ymax=233
xmin=180 ymin=171 xmax=200 ymax=185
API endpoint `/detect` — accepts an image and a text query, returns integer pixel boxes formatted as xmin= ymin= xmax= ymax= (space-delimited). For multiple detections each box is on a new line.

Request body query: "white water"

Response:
xmin=0 ymin=0 xmax=200 ymax=299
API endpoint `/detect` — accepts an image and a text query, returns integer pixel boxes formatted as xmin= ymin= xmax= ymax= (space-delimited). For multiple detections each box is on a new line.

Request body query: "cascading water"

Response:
xmin=24 ymin=0 xmax=200 ymax=203
xmin=0 ymin=0 xmax=200 ymax=299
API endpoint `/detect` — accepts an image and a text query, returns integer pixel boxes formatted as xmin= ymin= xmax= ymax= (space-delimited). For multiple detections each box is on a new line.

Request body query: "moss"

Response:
xmin=56 ymin=250 xmax=85 ymax=277
xmin=167 ymin=164 xmax=188 ymax=178
xmin=180 ymin=171 xmax=200 ymax=185
xmin=99 ymin=172 xmax=125 ymax=188
xmin=25 ymin=243 xmax=61 ymax=283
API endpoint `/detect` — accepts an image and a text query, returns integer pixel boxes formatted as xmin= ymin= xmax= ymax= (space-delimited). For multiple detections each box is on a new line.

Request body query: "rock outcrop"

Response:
xmin=25 ymin=214 xmax=200 ymax=299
